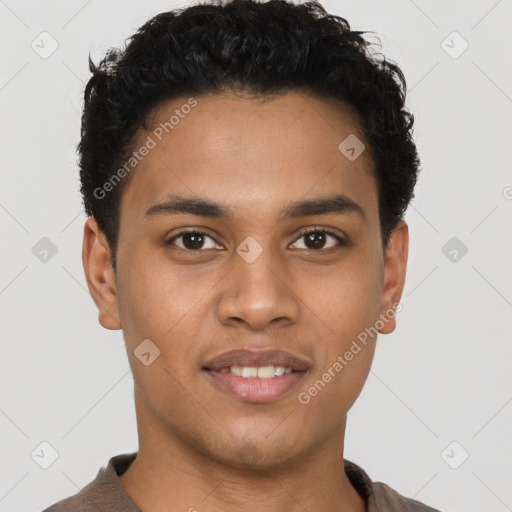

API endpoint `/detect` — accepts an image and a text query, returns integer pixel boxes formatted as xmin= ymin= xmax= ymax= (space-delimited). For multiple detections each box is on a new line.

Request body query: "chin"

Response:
xmin=201 ymin=434 xmax=305 ymax=472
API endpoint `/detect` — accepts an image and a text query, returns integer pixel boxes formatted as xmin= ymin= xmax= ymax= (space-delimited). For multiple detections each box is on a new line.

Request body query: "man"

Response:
xmin=43 ymin=0 xmax=441 ymax=510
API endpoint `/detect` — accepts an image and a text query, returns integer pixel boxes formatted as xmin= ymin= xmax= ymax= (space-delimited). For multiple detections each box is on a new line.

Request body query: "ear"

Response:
xmin=82 ymin=217 xmax=122 ymax=330
xmin=378 ymin=221 xmax=409 ymax=334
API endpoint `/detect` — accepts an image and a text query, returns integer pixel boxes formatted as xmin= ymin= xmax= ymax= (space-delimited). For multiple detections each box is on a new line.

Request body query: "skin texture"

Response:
xmin=82 ymin=91 xmax=409 ymax=512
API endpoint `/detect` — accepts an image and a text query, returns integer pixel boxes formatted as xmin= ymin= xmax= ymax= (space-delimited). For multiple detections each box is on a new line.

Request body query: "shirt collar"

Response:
xmin=97 ymin=451 xmax=423 ymax=512
xmin=100 ymin=452 xmax=378 ymax=510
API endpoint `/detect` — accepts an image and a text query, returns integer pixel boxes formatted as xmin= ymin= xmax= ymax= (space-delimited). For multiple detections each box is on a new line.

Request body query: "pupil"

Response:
xmin=306 ymin=232 xmax=325 ymax=250
xmin=184 ymin=233 xmax=204 ymax=250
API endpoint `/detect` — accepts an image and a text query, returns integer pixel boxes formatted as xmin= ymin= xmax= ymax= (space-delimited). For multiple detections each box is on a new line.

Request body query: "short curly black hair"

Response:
xmin=79 ymin=0 xmax=420 ymax=270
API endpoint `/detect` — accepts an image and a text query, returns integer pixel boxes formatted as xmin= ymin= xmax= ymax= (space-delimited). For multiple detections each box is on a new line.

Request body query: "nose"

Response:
xmin=215 ymin=245 xmax=300 ymax=331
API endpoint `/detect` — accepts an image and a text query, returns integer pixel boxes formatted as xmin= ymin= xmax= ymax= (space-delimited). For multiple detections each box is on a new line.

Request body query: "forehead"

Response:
xmin=120 ymin=91 xmax=378 ymax=223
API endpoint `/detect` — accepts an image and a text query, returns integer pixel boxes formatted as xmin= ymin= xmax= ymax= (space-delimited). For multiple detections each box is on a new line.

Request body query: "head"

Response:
xmin=82 ymin=0 xmax=419 ymax=470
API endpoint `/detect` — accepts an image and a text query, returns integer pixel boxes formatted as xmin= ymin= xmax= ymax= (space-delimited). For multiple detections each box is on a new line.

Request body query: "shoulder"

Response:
xmin=343 ymin=459 xmax=442 ymax=512
xmin=40 ymin=479 xmax=100 ymax=512
xmin=372 ymin=481 xmax=442 ymax=511
xmin=40 ymin=452 xmax=138 ymax=512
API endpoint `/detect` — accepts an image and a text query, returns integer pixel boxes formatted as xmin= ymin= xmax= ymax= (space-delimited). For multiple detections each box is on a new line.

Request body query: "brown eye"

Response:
xmin=290 ymin=229 xmax=344 ymax=251
xmin=166 ymin=230 xmax=223 ymax=251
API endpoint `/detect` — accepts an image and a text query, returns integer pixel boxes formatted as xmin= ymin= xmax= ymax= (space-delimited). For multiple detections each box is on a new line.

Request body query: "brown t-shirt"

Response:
xmin=42 ymin=452 xmax=442 ymax=511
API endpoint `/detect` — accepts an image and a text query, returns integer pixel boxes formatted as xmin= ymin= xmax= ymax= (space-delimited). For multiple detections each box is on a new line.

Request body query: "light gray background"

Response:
xmin=1 ymin=1 xmax=511 ymax=511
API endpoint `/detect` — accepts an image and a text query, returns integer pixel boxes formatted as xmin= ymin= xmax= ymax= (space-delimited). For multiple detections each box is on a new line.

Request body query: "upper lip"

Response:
xmin=202 ymin=348 xmax=311 ymax=372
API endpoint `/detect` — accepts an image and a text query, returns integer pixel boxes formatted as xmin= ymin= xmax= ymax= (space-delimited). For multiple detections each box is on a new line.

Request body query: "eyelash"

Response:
xmin=165 ymin=227 xmax=346 ymax=253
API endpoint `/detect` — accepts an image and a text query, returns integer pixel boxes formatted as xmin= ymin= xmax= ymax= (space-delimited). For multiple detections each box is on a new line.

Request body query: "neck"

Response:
xmin=118 ymin=392 xmax=367 ymax=512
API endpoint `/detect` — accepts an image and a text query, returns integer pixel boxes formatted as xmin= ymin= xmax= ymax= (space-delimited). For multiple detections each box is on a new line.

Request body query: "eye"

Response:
xmin=166 ymin=230 xmax=223 ymax=251
xmin=166 ymin=227 xmax=346 ymax=253
xmin=289 ymin=228 xmax=345 ymax=251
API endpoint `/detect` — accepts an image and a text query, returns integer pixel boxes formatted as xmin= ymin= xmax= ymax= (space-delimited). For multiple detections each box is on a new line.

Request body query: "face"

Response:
xmin=83 ymin=91 xmax=408 ymax=470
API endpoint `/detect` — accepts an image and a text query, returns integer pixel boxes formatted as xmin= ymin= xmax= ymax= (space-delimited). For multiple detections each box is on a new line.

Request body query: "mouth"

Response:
xmin=201 ymin=348 xmax=311 ymax=403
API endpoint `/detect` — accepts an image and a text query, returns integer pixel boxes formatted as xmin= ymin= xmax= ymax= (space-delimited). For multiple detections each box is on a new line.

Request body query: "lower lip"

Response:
xmin=203 ymin=370 xmax=306 ymax=403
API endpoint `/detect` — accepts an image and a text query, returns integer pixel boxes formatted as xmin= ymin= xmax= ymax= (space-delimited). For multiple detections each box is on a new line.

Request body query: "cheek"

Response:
xmin=115 ymin=246 xmax=203 ymax=340
xmin=297 ymin=277 xmax=381 ymax=420
xmin=297 ymin=345 xmax=375 ymax=430
xmin=293 ymin=254 xmax=382 ymax=413
xmin=115 ymin=250 xmax=216 ymax=387
xmin=299 ymin=251 xmax=383 ymax=338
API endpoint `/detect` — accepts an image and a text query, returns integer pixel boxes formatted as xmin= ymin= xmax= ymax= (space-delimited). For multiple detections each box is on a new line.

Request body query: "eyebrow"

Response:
xmin=145 ymin=193 xmax=366 ymax=222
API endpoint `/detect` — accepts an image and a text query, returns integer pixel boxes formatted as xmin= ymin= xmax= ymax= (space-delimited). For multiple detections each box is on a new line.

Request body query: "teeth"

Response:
xmin=274 ymin=366 xmax=285 ymax=376
xmin=257 ymin=365 xmax=275 ymax=378
xmin=225 ymin=365 xmax=293 ymax=378
xmin=230 ymin=365 xmax=243 ymax=376
xmin=241 ymin=366 xmax=258 ymax=378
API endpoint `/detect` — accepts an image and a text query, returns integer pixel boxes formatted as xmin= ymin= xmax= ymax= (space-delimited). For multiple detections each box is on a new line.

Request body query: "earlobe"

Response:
xmin=82 ymin=217 xmax=122 ymax=330
xmin=378 ymin=221 xmax=409 ymax=335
